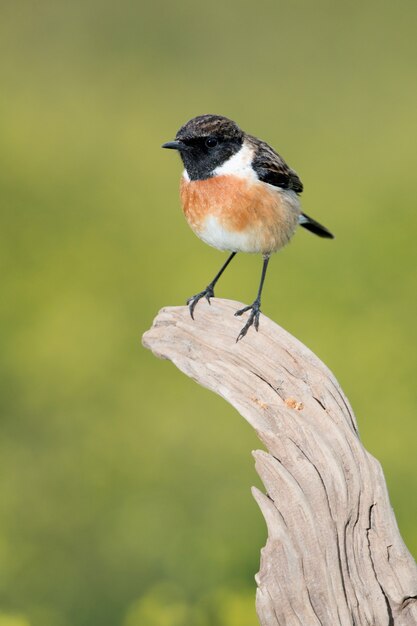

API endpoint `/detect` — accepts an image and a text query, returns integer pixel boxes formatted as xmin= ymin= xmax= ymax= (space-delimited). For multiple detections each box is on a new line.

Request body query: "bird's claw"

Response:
xmin=235 ymin=300 xmax=261 ymax=341
xmin=187 ymin=285 xmax=215 ymax=319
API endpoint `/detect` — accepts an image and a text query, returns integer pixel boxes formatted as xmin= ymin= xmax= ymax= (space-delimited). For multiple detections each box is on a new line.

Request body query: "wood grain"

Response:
xmin=142 ymin=298 xmax=417 ymax=625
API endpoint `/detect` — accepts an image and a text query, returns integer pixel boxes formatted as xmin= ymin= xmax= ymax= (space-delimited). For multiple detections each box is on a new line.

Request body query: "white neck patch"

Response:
xmin=213 ymin=142 xmax=257 ymax=181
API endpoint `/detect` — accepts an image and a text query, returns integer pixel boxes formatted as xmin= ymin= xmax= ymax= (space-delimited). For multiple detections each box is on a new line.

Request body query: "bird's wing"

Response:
xmin=247 ymin=135 xmax=304 ymax=194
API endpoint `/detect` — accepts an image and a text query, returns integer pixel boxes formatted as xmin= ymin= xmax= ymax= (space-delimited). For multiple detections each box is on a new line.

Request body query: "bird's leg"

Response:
xmin=235 ymin=255 xmax=270 ymax=341
xmin=187 ymin=252 xmax=237 ymax=319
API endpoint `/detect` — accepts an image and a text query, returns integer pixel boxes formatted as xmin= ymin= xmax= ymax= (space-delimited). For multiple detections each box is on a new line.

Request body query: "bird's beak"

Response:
xmin=162 ymin=140 xmax=183 ymax=150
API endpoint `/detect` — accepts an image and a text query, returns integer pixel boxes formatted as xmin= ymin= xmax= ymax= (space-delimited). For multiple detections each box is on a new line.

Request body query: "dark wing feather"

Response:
xmin=247 ymin=135 xmax=334 ymax=238
xmin=247 ymin=135 xmax=303 ymax=194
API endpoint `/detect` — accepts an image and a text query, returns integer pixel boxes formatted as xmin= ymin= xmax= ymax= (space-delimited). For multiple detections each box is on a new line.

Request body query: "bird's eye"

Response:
xmin=205 ymin=137 xmax=218 ymax=148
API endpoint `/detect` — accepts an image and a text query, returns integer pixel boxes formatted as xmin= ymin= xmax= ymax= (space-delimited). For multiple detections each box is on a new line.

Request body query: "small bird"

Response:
xmin=162 ymin=114 xmax=334 ymax=341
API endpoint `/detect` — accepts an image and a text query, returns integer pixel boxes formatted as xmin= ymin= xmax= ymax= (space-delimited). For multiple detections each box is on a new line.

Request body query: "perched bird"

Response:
xmin=162 ymin=114 xmax=334 ymax=341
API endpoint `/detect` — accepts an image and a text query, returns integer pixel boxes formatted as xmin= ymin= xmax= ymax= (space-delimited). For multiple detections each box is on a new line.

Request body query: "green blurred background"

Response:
xmin=1 ymin=1 xmax=416 ymax=624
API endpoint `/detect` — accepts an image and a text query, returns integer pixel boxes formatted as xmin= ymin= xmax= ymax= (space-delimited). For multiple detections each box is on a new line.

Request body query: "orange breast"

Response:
xmin=179 ymin=174 xmax=299 ymax=253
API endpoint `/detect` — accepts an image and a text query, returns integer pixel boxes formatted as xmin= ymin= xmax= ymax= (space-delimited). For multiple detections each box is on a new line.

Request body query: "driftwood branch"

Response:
xmin=142 ymin=298 xmax=417 ymax=626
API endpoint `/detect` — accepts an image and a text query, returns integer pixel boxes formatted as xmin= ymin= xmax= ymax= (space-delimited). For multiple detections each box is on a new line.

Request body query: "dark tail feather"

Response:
xmin=299 ymin=212 xmax=334 ymax=239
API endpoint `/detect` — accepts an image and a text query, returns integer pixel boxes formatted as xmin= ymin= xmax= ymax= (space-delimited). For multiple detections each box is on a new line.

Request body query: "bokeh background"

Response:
xmin=1 ymin=1 xmax=416 ymax=625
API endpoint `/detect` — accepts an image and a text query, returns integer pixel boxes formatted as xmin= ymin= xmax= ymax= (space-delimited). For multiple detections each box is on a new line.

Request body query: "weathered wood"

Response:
xmin=142 ymin=298 xmax=417 ymax=626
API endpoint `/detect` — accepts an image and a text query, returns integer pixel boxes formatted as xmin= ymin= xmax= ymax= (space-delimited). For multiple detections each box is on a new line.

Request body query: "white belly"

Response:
xmin=197 ymin=215 xmax=264 ymax=253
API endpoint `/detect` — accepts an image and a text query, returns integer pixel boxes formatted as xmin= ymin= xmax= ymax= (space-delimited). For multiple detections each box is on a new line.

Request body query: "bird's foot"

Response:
xmin=187 ymin=285 xmax=215 ymax=319
xmin=234 ymin=299 xmax=261 ymax=341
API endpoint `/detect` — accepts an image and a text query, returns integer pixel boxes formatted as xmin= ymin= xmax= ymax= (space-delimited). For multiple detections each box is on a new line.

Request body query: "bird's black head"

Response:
xmin=162 ymin=114 xmax=244 ymax=180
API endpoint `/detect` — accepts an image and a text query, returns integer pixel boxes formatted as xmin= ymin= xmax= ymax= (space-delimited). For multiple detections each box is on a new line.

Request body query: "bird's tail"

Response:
xmin=298 ymin=212 xmax=334 ymax=239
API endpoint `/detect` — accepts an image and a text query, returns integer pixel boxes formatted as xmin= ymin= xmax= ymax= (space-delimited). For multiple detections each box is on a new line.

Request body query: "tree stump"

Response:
xmin=142 ymin=298 xmax=417 ymax=626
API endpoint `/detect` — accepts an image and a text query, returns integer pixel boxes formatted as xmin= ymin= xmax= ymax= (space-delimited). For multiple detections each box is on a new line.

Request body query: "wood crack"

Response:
xmin=366 ymin=504 xmax=394 ymax=626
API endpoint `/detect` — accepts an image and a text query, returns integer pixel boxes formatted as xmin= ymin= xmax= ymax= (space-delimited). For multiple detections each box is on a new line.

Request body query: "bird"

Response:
xmin=162 ymin=114 xmax=334 ymax=341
